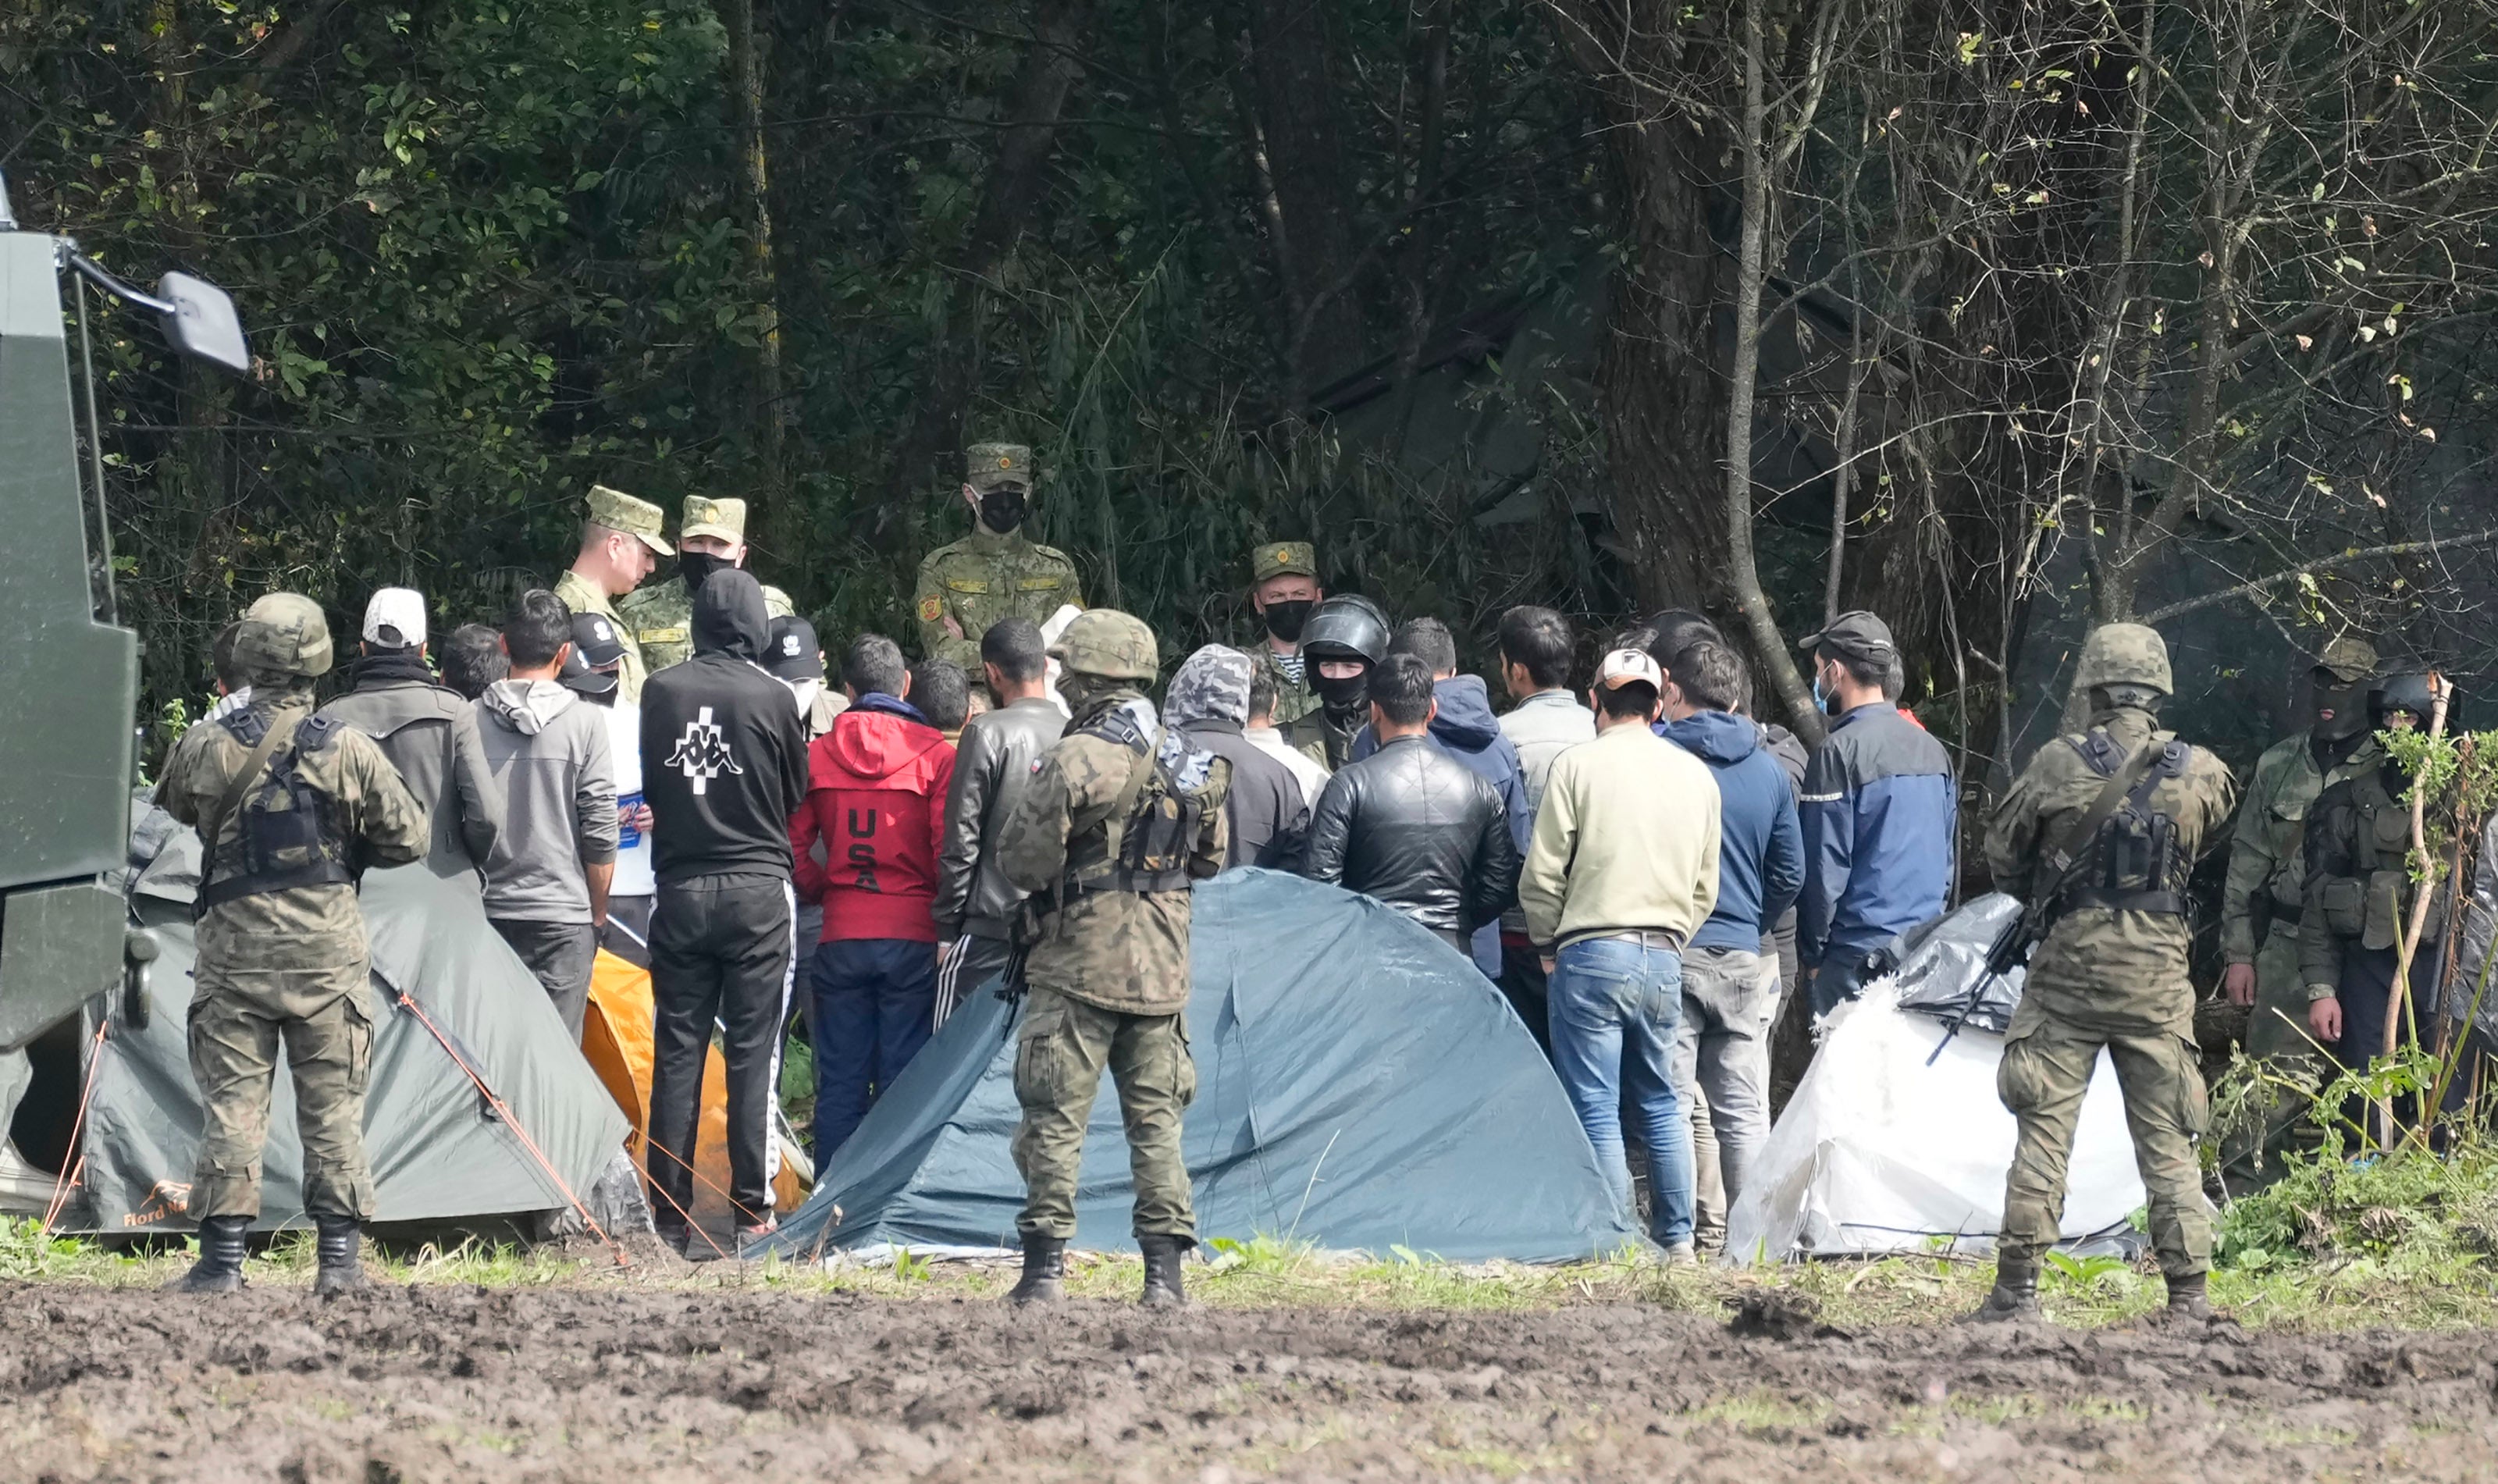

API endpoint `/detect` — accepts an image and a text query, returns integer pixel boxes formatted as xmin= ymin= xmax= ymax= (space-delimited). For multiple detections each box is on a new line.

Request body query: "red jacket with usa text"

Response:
xmin=790 ymin=697 xmax=957 ymax=942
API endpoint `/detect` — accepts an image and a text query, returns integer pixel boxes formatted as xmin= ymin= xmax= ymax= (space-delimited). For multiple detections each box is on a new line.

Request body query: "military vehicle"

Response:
xmin=0 ymin=169 xmax=251 ymax=1051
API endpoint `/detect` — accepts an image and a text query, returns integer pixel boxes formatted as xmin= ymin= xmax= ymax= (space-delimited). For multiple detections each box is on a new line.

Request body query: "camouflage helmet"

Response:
xmin=2315 ymin=635 xmax=2379 ymax=685
xmin=232 ymin=593 xmax=334 ymax=679
xmin=1049 ymin=608 xmax=1158 ymax=682
xmin=2073 ymin=622 xmax=2172 ymax=698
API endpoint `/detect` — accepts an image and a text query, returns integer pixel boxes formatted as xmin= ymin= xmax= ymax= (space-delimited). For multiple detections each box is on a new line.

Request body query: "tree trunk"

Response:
xmin=717 ymin=0 xmax=789 ymax=564
xmin=874 ymin=0 xmax=1094 ymax=546
xmin=1240 ymin=0 xmax=1366 ymax=407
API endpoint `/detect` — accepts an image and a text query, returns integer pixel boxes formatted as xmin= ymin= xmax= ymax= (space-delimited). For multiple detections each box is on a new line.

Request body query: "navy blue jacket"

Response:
xmin=1798 ymin=702 xmax=1955 ymax=966
xmin=1353 ymin=675 xmax=1528 ymax=975
xmin=1663 ymin=710 xmax=1804 ymax=953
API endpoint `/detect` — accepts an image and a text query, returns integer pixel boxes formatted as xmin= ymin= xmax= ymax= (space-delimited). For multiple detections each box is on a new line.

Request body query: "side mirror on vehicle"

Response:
xmin=155 ymin=272 xmax=250 ymax=376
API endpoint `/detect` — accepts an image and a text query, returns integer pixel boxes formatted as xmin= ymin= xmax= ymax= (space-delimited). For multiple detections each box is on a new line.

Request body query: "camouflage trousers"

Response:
xmin=1997 ymin=1012 xmax=2212 ymax=1279
xmin=188 ymin=981 xmax=377 ymax=1221
xmin=2220 ymin=922 xmax=2323 ymax=1195
xmin=1010 ymin=986 xmax=1197 ymax=1242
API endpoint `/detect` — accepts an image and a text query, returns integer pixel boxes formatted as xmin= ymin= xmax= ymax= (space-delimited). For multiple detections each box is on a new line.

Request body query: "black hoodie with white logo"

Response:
xmin=638 ymin=571 xmax=811 ymax=884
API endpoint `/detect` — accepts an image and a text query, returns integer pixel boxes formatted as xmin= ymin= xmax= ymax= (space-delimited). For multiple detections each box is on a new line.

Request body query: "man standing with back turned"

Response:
xmin=995 ymin=610 xmax=1229 ymax=1308
xmin=156 ymin=594 xmax=429 ymax=1296
xmin=639 ymin=570 xmax=811 ymax=1255
xmin=1970 ymin=624 xmax=2236 ymax=1323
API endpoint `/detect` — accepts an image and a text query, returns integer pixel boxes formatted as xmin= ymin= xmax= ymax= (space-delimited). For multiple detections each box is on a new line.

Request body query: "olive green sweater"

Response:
xmin=1518 ymin=721 xmax=1721 ymax=951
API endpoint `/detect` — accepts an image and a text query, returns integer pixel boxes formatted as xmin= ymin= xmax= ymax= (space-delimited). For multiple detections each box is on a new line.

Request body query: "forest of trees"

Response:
xmin=5 ymin=0 xmax=2496 ymax=784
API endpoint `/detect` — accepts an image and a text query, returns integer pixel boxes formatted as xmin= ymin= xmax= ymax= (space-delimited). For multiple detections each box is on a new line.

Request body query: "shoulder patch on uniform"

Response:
xmin=919 ymin=595 xmax=945 ymax=622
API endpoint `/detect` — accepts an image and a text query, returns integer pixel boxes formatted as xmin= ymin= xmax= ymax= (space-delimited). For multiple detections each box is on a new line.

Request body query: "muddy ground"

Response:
xmin=9 ymin=1260 xmax=2498 ymax=1481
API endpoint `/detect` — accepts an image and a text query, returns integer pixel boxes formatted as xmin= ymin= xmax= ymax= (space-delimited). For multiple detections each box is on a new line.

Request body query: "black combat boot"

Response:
xmin=313 ymin=1215 xmax=371 ymax=1297
xmin=1008 ymin=1236 xmax=1066 ymax=1304
xmin=169 ymin=1215 xmax=251 ymax=1294
xmin=2164 ymin=1272 xmax=2215 ymax=1321
xmin=1138 ymin=1233 xmax=1191 ymax=1308
xmin=1960 ymin=1258 xmax=2040 ymax=1324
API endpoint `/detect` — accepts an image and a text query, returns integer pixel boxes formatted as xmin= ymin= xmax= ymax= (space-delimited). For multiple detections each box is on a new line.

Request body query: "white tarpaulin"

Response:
xmin=1724 ymin=956 xmax=2147 ymax=1264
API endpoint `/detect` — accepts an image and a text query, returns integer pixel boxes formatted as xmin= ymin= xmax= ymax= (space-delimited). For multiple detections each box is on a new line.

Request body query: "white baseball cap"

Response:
xmin=362 ymin=587 xmax=428 ymax=648
xmin=1594 ymin=647 xmax=1664 ymax=692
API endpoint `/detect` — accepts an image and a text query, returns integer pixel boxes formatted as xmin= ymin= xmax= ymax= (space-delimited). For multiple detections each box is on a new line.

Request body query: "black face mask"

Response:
xmin=1263 ymin=599 xmax=1315 ymax=644
xmin=678 ymin=550 xmax=734 ymax=596
xmin=1312 ymin=664 xmax=1370 ymax=717
xmin=980 ymin=489 xmax=1029 ymax=533
xmin=2313 ymin=673 xmax=2369 ymax=742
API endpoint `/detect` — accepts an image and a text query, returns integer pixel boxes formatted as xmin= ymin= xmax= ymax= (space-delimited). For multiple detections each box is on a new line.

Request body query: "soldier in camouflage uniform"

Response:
xmin=154 ymin=594 xmax=430 ymax=1296
xmin=617 ymin=495 xmax=797 ymax=674
xmin=555 ymin=484 xmax=671 ymax=705
xmin=1245 ymin=541 xmax=1323 ymax=739
xmin=2217 ymin=636 xmax=2378 ymax=1191
xmin=914 ymin=443 xmax=1084 ymax=703
xmin=995 ymin=609 xmax=1229 ymax=1307
xmin=1969 ymin=624 xmax=2238 ymax=1323
xmin=2300 ymin=673 xmax=2443 ymax=1077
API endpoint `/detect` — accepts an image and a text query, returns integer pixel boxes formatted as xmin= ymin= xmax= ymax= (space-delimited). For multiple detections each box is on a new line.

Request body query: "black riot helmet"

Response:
xmin=2370 ymin=671 xmax=2439 ymax=728
xmin=1300 ymin=595 xmax=1391 ymax=718
xmin=1299 ymin=595 xmax=1391 ymax=667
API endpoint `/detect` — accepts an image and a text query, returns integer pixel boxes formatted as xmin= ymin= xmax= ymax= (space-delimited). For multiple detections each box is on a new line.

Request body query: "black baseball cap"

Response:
xmin=557 ymin=641 xmax=617 ymax=697
xmin=1799 ymin=610 xmax=1898 ymax=663
xmin=765 ymin=615 xmax=824 ymax=682
xmin=570 ymin=610 xmax=628 ymax=670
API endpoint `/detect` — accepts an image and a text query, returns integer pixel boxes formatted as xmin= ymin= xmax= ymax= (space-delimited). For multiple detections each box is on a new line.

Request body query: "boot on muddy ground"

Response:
xmin=1959 ymin=1259 xmax=2040 ymax=1324
xmin=2162 ymin=1272 xmax=2215 ymax=1322
xmin=1009 ymin=1237 xmax=1066 ymax=1305
xmin=314 ymin=1215 xmax=372 ymax=1297
xmin=1138 ymin=1234 xmax=1190 ymax=1308
xmin=169 ymin=1215 xmax=251 ymax=1294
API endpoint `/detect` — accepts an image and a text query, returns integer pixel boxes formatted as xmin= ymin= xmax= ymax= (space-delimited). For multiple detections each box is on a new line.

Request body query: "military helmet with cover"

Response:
xmin=232 ymin=593 xmax=334 ymax=679
xmin=2315 ymin=635 xmax=2379 ymax=685
xmin=1299 ymin=595 xmax=1391 ymax=666
xmin=1050 ymin=608 xmax=1158 ymax=682
xmin=2073 ymin=622 xmax=2172 ymax=712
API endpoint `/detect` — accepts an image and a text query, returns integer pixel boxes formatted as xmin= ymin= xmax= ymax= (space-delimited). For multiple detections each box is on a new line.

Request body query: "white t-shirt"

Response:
xmin=604 ymin=700 xmax=656 ymax=897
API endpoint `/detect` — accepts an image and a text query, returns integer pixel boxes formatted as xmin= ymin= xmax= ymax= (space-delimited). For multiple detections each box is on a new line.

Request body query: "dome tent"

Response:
xmin=33 ymin=818 xmax=632 ymax=1236
xmin=763 ymin=869 xmax=1638 ymax=1263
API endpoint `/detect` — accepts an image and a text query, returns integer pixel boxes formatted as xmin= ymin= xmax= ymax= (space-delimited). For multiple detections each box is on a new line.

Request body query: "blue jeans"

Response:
xmin=810 ymin=938 xmax=938 ymax=1159
xmin=1547 ymin=935 xmax=1692 ymax=1247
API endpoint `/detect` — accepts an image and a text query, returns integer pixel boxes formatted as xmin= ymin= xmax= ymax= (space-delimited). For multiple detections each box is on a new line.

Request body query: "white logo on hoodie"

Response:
xmin=665 ymin=706 xmax=745 ymax=795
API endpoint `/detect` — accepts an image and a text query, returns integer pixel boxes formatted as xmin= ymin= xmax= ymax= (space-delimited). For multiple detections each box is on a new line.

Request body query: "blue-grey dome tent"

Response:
xmin=763 ymin=870 xmax=1638 ymax=1263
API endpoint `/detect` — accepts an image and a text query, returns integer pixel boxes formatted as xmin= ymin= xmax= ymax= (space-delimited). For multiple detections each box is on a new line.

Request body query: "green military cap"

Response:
xmin=585 ymin=484 xmax=672 ymax=556
xmin=2315 ymin=635 xmax=2379 ymax=684
xmin=966 ymin=443 xmax=1035 ymax=494
xmin=1251 ymin=541 xmax=1317 ymax=582
xmin=680 ymin=496 xmax=748 ymax=545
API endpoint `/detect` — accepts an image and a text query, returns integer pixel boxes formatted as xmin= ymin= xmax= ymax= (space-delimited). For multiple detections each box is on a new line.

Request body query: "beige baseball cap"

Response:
xmin=1595 ymin=647 xmax=1664 ymax=691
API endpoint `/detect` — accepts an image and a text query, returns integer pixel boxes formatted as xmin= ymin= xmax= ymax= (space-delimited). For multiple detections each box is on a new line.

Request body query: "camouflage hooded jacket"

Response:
xmin=996 ymin=689 xmax=1229 ymax=1016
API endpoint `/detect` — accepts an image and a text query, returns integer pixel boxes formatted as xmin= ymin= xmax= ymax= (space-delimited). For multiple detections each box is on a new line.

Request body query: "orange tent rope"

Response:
xmin=41 ymin=1020 xmax=109 ymax=1233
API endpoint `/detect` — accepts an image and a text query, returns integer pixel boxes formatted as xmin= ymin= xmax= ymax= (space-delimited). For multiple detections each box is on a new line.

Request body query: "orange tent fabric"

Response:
xmin=584 ymin=949 xmax=808 ymax=1225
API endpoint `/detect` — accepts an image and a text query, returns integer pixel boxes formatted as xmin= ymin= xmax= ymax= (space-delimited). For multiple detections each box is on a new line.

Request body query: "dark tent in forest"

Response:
xmin=9 ymin=817 xmax=632 ymax=1235
xmin=761 ymin=869 xmax=1638 ymax=1265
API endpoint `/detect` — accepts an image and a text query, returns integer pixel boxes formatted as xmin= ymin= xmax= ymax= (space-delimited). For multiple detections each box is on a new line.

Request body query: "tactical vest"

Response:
xmin=2055 ymin=728 xmax=2194 ymax=916
xmin=197 ymin=710 xmax=356 ymax=913
xmin=2314 ymin=767 xmax=2415 ymax=951
xmin=1057 ymin=707 xmax=1225 ymax=900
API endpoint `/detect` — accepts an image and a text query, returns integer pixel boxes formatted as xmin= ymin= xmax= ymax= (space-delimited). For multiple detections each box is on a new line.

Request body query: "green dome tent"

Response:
xmin=29 ymin=824 xmax=632 ymax=1237
xmin=763 ymin=870 xmax=1639 ymax=1264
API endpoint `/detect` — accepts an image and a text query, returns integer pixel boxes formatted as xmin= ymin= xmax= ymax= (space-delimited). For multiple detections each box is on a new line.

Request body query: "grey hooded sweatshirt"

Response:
xmin=474 ymin=678 xmax=618 ymax=923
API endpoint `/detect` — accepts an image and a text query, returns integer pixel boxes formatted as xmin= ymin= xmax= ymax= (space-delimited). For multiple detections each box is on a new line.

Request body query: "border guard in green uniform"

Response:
xmin=1246 ymin=542 xmax=1323 ymax=735
xmin=2217 ymin=635 xmax=2379 ymax=1190
xmin=618 ymin=496 xmax=795 ymax=674
xmin=1969 ymin=623 xmax=2238 ymax=1323
xmin=155 ymin=595 xmax=430 ymax=1296
xmin=555 ymin=484 xmax=671 ymax=704
xmin=995 ymin=609 xmax=1229 ymax=1307
xmin=914 ymin=443 xmax=1083 ymax=703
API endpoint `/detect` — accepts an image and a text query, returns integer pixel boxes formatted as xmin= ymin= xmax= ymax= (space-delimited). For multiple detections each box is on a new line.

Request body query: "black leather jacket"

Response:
xmin=934 ymin=696 xmax=1067 ymax=939
xmin=1303 ymin=735 xmax=1519 ymax=934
